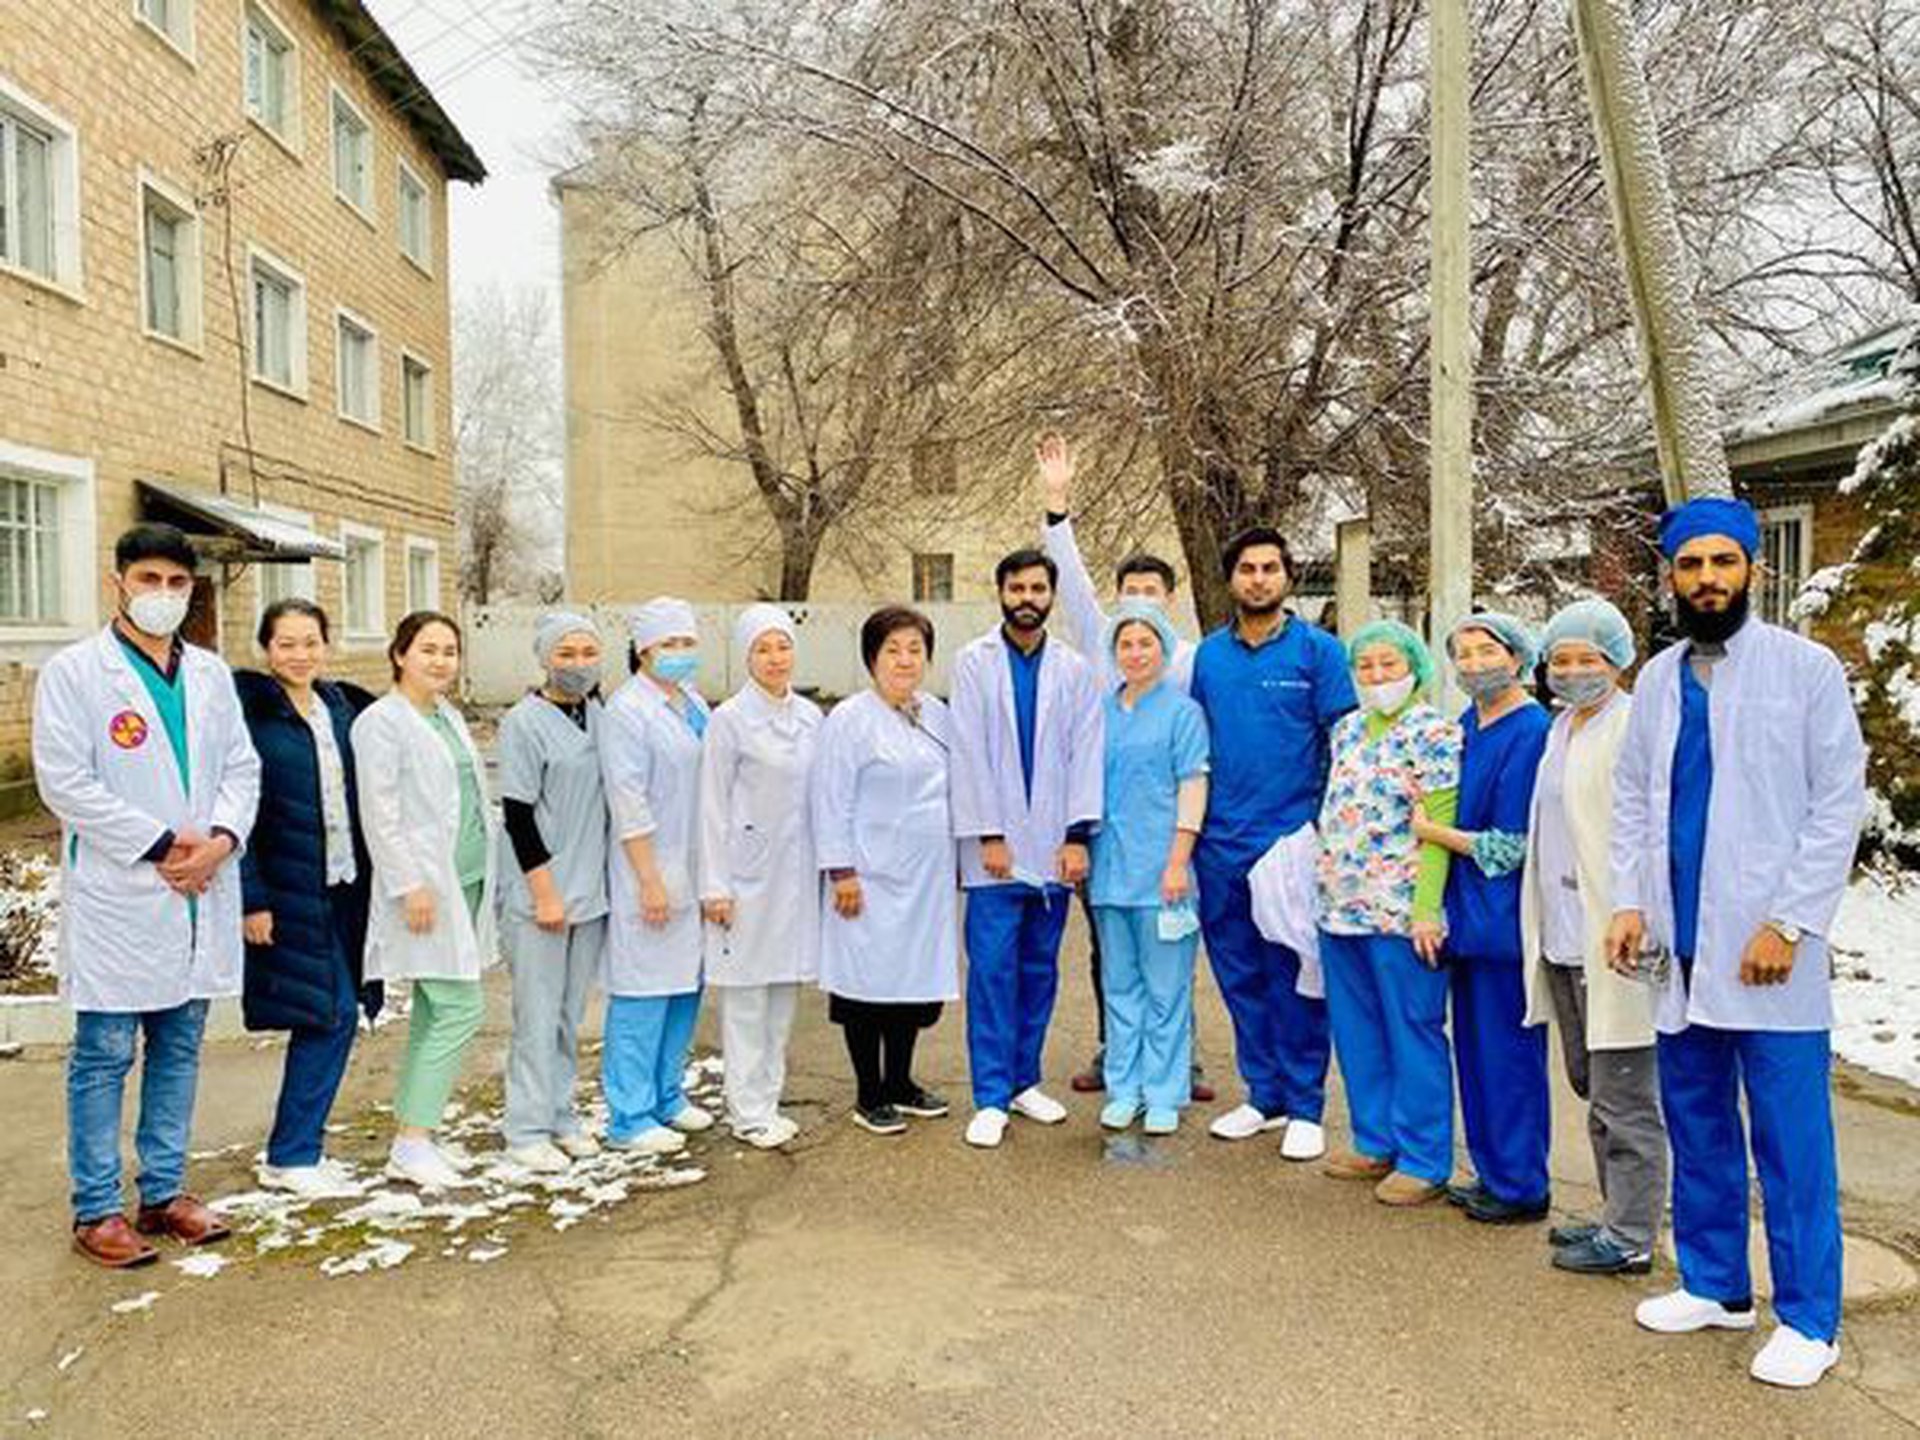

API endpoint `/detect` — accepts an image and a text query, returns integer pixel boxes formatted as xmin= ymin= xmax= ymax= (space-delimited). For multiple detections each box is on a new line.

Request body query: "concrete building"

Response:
xmin=0 ymin=0 xmax=482 ymax=779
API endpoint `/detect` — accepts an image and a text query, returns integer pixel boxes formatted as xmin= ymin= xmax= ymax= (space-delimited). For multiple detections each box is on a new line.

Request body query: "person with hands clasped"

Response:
xmin=1604 ymin=498 xmax=1867 ymax=1390
xmin=1315 ymin=621 xmax=1462 ymax=1208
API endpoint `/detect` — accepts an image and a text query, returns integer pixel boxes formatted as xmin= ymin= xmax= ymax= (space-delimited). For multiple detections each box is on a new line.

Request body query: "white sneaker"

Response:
xmin=741 ymin=1116 xmax=800 ymax=1151
xmin=1750 ymin=1326 xmax=1840 ymax=1388
xmin=1209 ymin=1103 xmax=1288 ymax=1141
xmin=553 ymin=1132 xmax=602 ymax=1160
xmin=966 ymin=1108 xmax=1009 ymax=1148
xmin=1279 ymin=1119 xmax=1327 ymax=1162
xmin=507 ymin=1140 xmax=572 ymax=1174
xmin=607 ymin=1126 xmax=687 ymax=1157
xmin=1010 ymin=1087 xmax=1067 ymax=1125
xmin=315 ymin=1156 xmax=363 ymax=1186
xmin=435 ymin=1141 xmax=477 ymax=1172
xmin=669 ymin=1104 xmax=716 ymax=1134
xmin=1635 ymin=1289 xmax=1758 ymax=1334
xmin=385 ymin=1142 xmax=468 ymax=1192
xmin=258 ymin=1162 xmax=365 ymax=1199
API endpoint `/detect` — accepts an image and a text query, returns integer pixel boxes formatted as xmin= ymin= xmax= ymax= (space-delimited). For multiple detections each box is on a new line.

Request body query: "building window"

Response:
xmin=140 ymin=174 xmax=201 ymax=348
xmin=341 ymin=524 xmax=385 ymax=639
xmin=248 ymin=246 xmax=307 ymax=395
xmin=135 ymin=0 xmax=195 ymax=59
xmin=911 ymin=552 xmax=954 ymax=603
xmin=401 ymin=353 xmax=434 ymax=450
xmin=243 ymin=3 xmax=298 ymax=146
xmin=0 ymin=474 xmax=62 ymax=623
xmin=0 ymin=443 xmax=94 ymax=639
xmin=334 ymin=309 xmax=379 ymax=429
xmin=397 ymin=161 xmax=430 ymax=271
xmin=405 ymin=538 xmax=440 ymax=611
xmin=1757 ymin=503 xmax=1813 ymax=630
xmin=0 ymin=80 xmax=80 ymax=289
xmin=256 ymin=561 xmax=314 ymax=613
xmin=330 ymin=86 xmax=373 ymax=218
xmin=910 ymin=439 xmax=959 ymax=496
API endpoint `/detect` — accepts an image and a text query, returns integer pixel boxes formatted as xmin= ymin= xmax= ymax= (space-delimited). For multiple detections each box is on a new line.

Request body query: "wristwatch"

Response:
xmin=1764 ymin=919 xmax=1804 ymax=947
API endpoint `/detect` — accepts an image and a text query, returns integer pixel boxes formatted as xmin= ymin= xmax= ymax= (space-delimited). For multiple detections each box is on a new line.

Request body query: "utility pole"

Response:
xmin=1429 ymin=0 xmax=1474 ymax=693
xmin=1572 ymin=0 xmax=1732 ymax=504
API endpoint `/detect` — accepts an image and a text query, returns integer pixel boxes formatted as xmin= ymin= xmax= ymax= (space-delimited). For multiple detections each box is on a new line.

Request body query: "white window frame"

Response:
xmin=136 ymin=168 xmax=203 ymax=352
xmin=247 ymin=242 xmax=308 ymax=399
xmin=404 ymin=536 xmax=441 ymax=613
xmin=1758 ymin=501 xmax=1815 ymax=634
xmin=339 ymin=520 xmax=387 ymax=644
xmin=400 ymin=350 xmax=435 ymax=452
xmin=0 ymin=440 xmax=97 ymax=647
xmin=0 ymin=75 xmax=84 ymax=298
xmin=328 ymin=82 xmax=375 ymax=223
xmin=241 ymin=0 xmax=301 ymax=155
xmin=333 ymin=305 xmax=381 ymax=432
xmin=133 ymin=0 xmax=197 ymax=64
xmin=252 ymin=502 xmax=318 ymax=625
xmin=396 ymin=158 xmax=431 ymax=274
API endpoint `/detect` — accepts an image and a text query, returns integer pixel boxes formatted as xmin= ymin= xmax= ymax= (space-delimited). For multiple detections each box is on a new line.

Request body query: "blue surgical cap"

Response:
xmin=1658 ymin=497 xmax=1760 ymax=560
xmin=1104 ymin=601 xmax=1180 ymax=670
xmin=1542 ymin=598 xmax=1636 ymax=670
xmin=1447 ymin=610 xmax=1539 ymax=675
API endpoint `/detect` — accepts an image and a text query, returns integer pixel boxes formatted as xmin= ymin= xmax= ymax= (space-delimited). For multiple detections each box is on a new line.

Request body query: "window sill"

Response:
xmin=402 ymin=438 xmax=438 ymax=458
xmin=135 ymin=17 xmax=198 ymax=67
xmin=338 ymin=411 xmax=382 ymax=436
xmin=247 ymin=113 xmax=302 ymax=162
xmin=341 ymin=629 xmax=388 ymax=650
xmin=251 ymin=374 xmax=309 ymax=403
xmin=401 ymin=249 xmax=433 ymax=280
xmin=335 ymin=191 xmax=378 ymax=230
xmin=0 ymin=263 xmax=86 ymax=307
xmin=143 ymin=326 xmax=204 ymax=359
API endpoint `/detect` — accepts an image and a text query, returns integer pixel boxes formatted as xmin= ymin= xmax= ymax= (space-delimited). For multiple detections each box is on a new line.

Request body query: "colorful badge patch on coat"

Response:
xmin=109 ymin=710 xmax=149 ymax=750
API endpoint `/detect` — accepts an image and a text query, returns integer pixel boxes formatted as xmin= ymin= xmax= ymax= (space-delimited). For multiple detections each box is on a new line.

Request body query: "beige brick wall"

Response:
xmin=0 ymin=0 xmax=463 ymax=748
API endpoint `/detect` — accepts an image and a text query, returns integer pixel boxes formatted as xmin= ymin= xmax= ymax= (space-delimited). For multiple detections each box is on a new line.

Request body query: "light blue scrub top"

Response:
xmin=1089 ymin=682 xmax=1209 ymax=908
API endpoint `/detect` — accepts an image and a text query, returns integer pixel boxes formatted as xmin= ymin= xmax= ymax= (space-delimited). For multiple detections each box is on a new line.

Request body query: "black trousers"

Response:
xmin=829 ymin=995 xmax=942 ymax=1110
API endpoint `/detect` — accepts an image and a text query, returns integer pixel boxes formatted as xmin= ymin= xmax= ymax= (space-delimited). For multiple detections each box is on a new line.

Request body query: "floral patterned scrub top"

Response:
xmin=1317 ymin=703 xmax=1462 ymax=937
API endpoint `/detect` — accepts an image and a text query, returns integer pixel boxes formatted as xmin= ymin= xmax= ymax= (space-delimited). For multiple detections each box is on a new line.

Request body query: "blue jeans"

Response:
xmin=964 ymin=884 xmax=1070 ymax=1110
xmin=266 ymin=913 xmax=360 ymax=1167
xmin=602 ymin=991 xmax=701 ymax=1140
xmin=68 ymin=1000 xmax=210 ymax=1223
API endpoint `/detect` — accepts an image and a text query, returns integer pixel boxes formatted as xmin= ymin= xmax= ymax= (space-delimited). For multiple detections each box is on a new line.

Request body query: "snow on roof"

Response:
xmin=1724 ymin=318 xmax=1917 ymax=445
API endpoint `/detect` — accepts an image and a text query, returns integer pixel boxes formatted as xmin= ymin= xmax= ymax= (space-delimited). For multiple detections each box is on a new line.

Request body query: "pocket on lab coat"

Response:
xmin=729 ymin=822 xmax=772 ymax=883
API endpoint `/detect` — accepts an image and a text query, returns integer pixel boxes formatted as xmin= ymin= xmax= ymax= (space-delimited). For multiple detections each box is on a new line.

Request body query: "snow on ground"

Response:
xmin=1831 ymin=872 xmax=1920 ymax=1087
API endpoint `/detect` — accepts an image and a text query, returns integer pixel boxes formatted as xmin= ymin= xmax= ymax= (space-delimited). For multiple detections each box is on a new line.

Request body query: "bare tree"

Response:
xmin=454 ymin=282 xmax=564 ymax=604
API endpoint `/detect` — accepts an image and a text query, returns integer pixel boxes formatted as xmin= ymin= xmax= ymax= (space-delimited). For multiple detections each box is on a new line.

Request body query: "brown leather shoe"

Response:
xmin=1322 ymin=1148 xmax=1393 ymax=1181
xmin=1374 ymin=1171 xmax=1446 ymax=1207
xmin=134 ymin=1194 xmax=231 ymax=1246
xmin=72 ymin=1214 xmax=159 ymax=1269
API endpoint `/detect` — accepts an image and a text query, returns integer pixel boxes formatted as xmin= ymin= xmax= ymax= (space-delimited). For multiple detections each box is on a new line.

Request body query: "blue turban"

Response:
xmin=1349 ymin=619 xmax=1436 ymax=690
xmin=1446 ymin=610 xmax=1539 ymax=675
xmin=1104 ymin=601 xmax=1180 ymax=670
xmin=1658 ymin=497 xmax=1760 ymax=560
xmin=1542 ymin=598 xmax=1635 ymax=670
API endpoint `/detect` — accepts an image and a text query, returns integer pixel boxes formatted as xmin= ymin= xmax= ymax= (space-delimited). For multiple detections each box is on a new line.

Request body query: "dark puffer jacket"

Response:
xmin=236 ymin=670 xmax=379 ymax=1031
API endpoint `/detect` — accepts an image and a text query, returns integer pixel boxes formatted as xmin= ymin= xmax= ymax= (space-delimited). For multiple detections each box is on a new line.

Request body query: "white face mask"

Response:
xmin=1358 ymin=674 xmax=1417 ymax=715
xmin=126 ymin=590 xmax=190 ymax=638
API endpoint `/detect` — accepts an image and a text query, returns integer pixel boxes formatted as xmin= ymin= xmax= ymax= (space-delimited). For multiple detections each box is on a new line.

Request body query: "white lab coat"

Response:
xmin=947 ymin=629 xmax=1105 ymax=889
xmin=600 ymin=672 xmax=708 ymax=998
xmin=1520 ymin=693 xmax=1654 ymax=1051
xmin=1248 ymin=824 xmax=1324 ymax=998
xmin=698 ymin=683 xmax=822 ymax=988
xmin=810 ymin=689 xmax=959 ymax=1003
xmin=1042 ymin=516 xmax=1196 ymax=692
xmin=351 ymin=692 xmax=499 ymax=983
xmin=33 ymin=627 xmax=261 ymax=1012
xmin=1609 ymin=620 xmax=1867 ymax=1034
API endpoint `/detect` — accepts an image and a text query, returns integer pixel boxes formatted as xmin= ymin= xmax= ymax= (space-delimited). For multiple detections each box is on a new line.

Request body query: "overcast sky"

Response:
xmin=365 ymin=0 xmax=566 ymax=309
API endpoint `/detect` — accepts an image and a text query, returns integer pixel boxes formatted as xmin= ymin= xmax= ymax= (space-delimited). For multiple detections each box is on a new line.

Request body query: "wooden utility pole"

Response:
xmin=1572 ymin=0 xmax=1732 ymax=503
xmin=1429 ymin=0 xmax=1474 ymax=692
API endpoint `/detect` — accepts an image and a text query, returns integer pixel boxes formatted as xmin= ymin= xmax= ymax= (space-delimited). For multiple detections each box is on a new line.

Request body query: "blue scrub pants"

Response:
xmin=1320 ymin=932 xmax=1452 ymax=1183
xmin=964 ymin=884 xmax=1070 ymax=1110
xmin=68 ymin=999 xmax=209 ymax=1223
xmin=1093 ymin=906 xmax=1197 ymax=1112
xmin=1659 ymin=1024 xmax=1842 ymax=1342
xmin=1195 ymin=856 xmax=1329 ymax=1121
xmin=602 ymin=991 xmax=701 ymax=1140
xmin=1450 ymin=956 xmax=1551 ymax=1204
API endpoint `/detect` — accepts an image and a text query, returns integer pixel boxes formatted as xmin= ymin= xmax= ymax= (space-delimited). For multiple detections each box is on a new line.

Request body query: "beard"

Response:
xmin=1675 ymin=582 xmax=1751 ymax=645
xmin=1001 ymin=601 xmax=1050 ymax=633
xmin=1236 ymin=593 xmax=1283 ymax=618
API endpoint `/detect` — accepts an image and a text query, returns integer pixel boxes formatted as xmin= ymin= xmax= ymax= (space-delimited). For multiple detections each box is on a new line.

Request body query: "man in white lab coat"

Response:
xmin=950 ymin=548 xmax=1105 ymax=1148
xmin=1606 ymin=497 xmax=1866 ymax=1389
xmin=33 ymin=524 xmax=260 ymax=1268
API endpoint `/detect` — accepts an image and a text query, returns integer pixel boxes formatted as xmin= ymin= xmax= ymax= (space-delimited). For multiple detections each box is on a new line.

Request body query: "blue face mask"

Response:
xmin=654 ymin=651 xmax=700 ymax=685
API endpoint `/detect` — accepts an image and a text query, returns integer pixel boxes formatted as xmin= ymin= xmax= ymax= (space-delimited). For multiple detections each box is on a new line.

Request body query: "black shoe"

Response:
xmin=1445 ymin=1180 xmax=1488 ymax=1209
xmin=893 ymin=1087 xmax=950 ymax=1119
xmin=1552 ymin=1233 xmax=1653 ymax=1275
xmin=1465 ymin=1190 xmax=1551 ymax=1225
xmin=1549 ymin=1222 xmax=1602 ymax=1249
xmin=851 ymin=1103 xmax=907 ymax=1136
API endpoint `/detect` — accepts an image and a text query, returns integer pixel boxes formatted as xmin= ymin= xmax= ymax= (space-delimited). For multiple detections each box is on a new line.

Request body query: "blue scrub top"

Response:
xmin=1089 ymin=683 xmax=1209 ymax=908
xmin=1443 ymin=699 xmax=1549 ymax=962
xmin=1669 ymin=660 xmax=1714 ymax=964
xmin=1190 ymin=616 xmax=1355 ymax=870
xmin=1006 ymin=633 xmax=1043 ymax=801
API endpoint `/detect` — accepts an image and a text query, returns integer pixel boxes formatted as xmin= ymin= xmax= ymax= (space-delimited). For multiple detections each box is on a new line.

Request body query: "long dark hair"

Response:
xmin=257 ymin=597 xmax=331 ymax=648
xmin=388 ymin=609 xmax=462 ymax=681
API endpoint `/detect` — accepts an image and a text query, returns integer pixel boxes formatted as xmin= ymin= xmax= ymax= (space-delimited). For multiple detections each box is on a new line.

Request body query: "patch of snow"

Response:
xmin=110 ymin=1291 xmax=161 ymax=1315
xmin=1832 ymin=874 xmax=1920 ymax=1087
xmin=1124 ymin=138 xmax=1219 ymax=200
xmin=319 ymin=1238 xmax=414 ymax=1277
xmin=1791 ymin=564 xmax=1854 ymax=624
xmin=56 ymin=1348 xmax=83 ymax=1373
xmin=172 ymin=1251 xmax=229 ymax=1279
